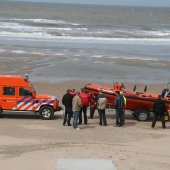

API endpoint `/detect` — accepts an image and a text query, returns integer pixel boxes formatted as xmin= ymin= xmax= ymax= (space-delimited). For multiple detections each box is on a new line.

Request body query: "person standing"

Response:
xmin=152 ymin=95 xmax=166 ymax=129
xmin=62 ymin=89 xmax=73 ymax=126
xmin=120 ymin=91 xmax=126 ymax=125
xmin=72 ymin=91 xmax=82 ymax=130
xmin=96 ymin=90 xmax=107 ymax=126
xmin=79 ymin=88 xmax=89 ymax=125
xmin=89 ymin=93 xmax=97 ymax=119
xmin=114 ymin=91 xmax=125 ymax=127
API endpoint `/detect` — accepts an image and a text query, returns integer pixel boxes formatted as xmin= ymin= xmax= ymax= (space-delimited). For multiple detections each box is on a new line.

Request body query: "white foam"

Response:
xmin=55 ymin=53 xmax=64 ymax=56
xmin=0 ymin=18 xmax=81 ymax=26
xmin=11 ymin=50 xmax=26 ymax=54
xmin=1 ymin=31 xmax=170 ymax=46
xmin=30 ymin=52 xmax=45 ymax=55
xmin=0 ymin=22 xmax=43 ymax=32
xmin=123 ymin=57 xmax=159 ymax=61
xmin=91 ymin=55 xmax=103 ymax=58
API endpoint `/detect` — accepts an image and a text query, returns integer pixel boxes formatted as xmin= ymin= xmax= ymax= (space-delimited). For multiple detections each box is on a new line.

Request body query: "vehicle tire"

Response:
xmin=135 ymin=109 xmax=150 ymax=121
xmin=39 ymin=106 xmax=54 ymax=120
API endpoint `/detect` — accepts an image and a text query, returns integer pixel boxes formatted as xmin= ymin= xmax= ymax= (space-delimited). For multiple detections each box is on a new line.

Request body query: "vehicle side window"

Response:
xmin=19 ymin=88 xmax=32 ymax=96
xmin=3 ymin=87 xmax=15 ymax=96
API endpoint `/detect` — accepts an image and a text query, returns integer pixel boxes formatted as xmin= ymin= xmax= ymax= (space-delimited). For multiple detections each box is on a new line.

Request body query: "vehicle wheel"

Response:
xmin=135 ymin=109 xmax=150 ymax=121
xmin=39 ymin=106 xmax=54 ymax=120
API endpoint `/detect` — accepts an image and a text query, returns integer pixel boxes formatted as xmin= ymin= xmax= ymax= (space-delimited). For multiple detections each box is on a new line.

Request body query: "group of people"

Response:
xmin=62 ymin=88 xmax=126 ymax=130
xmin=62 ymin=88 xmax=90 ymax=130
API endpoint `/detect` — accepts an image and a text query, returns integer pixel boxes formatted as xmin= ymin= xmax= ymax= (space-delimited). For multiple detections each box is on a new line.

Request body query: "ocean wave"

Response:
xmin=47 ymin=27 xmax=88 ymax=31
xmin=0 ymin=21 xmax=88 ymax=35
xmin=0 ymin=18 xmax=81 ymax=26
xmin=11 ymin=50 xmax=26 ymax=54
xmin=0 ymin=22 xmax=43 ymax=32
xmin=1 ymin=19 xmax=170 ymax=39
xmin=1 ymin=32 xmax=170 ymax=45
xmin=91 ymin=55 xmax=103 ymax=58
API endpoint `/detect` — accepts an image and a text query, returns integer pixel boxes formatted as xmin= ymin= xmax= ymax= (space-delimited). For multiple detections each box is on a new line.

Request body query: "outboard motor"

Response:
xmin=144 ymin=85 xmax=148 ymax=93
xmin=161 ymin=88 xmax=170 ymax=98
xmin=133 ymin=85 xmax=137 ymax=92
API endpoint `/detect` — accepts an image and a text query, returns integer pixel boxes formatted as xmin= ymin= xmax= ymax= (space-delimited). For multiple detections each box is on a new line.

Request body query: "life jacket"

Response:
xmin=123 ymin=95 xmax=126 ymax=107
xmin=114 ymin=83 xmax=121 ymax=90
xmin=80 ymin=92 xmax=89 ymax=106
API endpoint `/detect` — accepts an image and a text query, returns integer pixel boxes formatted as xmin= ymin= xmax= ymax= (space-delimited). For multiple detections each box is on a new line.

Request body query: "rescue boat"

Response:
xmin=84 ymin=83 xmax=170 ymax=121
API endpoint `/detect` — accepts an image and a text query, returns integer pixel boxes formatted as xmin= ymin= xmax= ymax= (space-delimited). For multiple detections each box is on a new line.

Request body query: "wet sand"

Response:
xmin=0 ymin=80 xmax=170 ymax=170
xmin=0 ymin=52 xmax=169 ymax=84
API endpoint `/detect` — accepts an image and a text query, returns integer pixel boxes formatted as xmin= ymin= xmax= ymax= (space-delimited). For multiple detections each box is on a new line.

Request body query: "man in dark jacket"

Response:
xmin=114 ymin=91 xmax=125 ymax=127
xmin=62 ymin=89 xmax=73 ymax=126
xmin=152 ymin=95 xmax=166 ymax=129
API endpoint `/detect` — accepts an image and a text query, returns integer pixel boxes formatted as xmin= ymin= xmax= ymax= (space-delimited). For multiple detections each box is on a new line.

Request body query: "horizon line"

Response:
xmin=2 ymin=0 xmax=170 ymax=8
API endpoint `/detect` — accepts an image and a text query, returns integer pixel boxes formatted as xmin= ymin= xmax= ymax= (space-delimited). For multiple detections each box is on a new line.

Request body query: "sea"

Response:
xmin=0 ymin=1 xmax=170 ymax=85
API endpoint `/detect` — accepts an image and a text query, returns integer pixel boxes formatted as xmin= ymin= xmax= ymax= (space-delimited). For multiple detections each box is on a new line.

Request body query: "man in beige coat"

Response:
xmin=96 ymin=90 xmax=108 ymax=126
xmin=72 ymin=91 xmax=82 ymax=130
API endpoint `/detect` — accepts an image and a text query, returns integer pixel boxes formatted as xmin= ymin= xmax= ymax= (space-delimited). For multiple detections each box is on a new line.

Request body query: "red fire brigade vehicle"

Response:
xmin=0 ymin=75 xmax=61 ymax=119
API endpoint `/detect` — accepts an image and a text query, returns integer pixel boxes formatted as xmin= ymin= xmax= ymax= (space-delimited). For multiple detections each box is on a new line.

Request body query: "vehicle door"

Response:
xmin=16 ymin=87 xmax=35 ymax=111
xmin=1 ymin=86 xmax=16 ymax=110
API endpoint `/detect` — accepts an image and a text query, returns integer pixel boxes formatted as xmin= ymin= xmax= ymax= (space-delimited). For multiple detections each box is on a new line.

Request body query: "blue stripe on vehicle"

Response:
xmin=17 ymin=96 xmax=28 ymax=105
xmin=25 ymin=98 xmax=33 ymax=105
xmin=33 ymin=100 xmax=39 ymax=105
xmin=48 ymin=100 xmax=55 ymax=105
xmin=41 ymin=99 xmax=47 ymax=104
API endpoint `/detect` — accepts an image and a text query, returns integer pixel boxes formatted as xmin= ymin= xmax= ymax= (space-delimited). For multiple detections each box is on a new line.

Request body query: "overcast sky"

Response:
xmin=6 ymin=0 xmax=170 ymax=7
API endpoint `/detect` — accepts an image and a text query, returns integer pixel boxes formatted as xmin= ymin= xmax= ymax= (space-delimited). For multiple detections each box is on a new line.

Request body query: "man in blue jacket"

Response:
xmin=114 ymin=91 xmax=125 ymax=127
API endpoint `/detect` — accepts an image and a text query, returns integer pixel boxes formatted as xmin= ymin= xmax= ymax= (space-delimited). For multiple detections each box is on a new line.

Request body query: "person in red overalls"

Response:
xmin=89 ymin=93 xmax=97 ymax=119
xmin=78 ymin=88 xmax=89 ymax=125
xmin=114 ymin=82 xmax=122 ymax=91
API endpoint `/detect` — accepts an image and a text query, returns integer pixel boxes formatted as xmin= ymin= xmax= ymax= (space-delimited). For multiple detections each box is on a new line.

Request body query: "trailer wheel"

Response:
xmin=39 ymin=106 xmax=54 ymax=120
xmin=135 ymin=109 xmax=150 ymax=121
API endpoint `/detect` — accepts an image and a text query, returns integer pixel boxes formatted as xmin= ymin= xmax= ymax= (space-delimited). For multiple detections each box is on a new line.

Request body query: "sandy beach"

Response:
xmin=0 ymin=2 xmax=170 ymax=169
xmin=0 ymin=80 xmax=170 ymax=170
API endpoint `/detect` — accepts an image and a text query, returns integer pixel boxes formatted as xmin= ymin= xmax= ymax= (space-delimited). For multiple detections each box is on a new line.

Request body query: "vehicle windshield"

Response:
xmin=30 ymin=83 xmax=36 ymax=94
xmin=24 ymin=77 xmax=36 ymax=94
